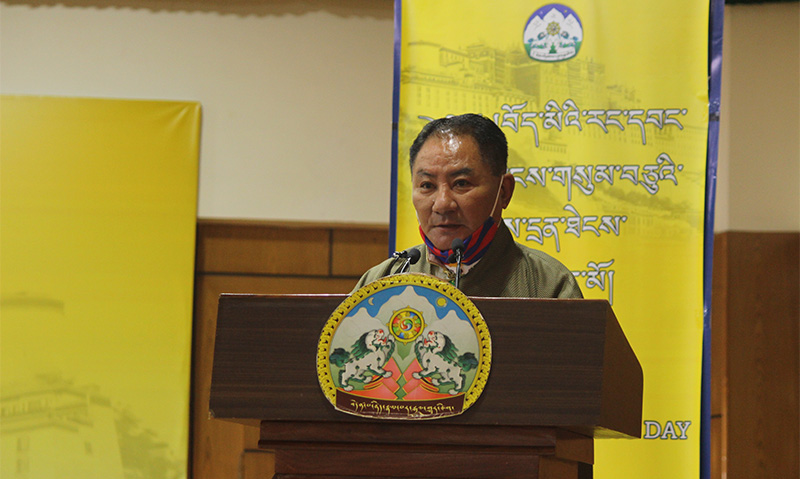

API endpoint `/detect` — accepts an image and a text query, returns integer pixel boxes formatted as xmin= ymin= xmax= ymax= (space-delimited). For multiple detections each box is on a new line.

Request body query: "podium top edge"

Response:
xmin=218 ymin=293 xmax=349 ymax=299
xmin=217 ymin=293 xmax=608 ymax=306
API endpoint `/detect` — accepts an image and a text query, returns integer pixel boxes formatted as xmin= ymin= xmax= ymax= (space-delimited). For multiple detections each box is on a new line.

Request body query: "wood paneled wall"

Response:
xmin=191 ymin=221 xmax=799 ymax=479
xmin=711 ymin=232 xmax=799 ymax=479
xmin=191 ymin=220 xmax=389 ymax=479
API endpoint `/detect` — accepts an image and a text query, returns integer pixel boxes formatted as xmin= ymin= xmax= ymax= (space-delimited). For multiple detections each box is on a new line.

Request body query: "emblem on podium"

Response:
xmin=317 ymin=273 xmax=491 ymax=420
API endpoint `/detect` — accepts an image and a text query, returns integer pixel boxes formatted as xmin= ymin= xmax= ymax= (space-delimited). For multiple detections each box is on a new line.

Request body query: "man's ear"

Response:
xmin=500 ymin=173 xmax=515 ymax=209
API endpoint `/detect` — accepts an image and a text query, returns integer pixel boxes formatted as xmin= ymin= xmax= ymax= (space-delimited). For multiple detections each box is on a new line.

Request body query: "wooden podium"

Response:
xmin=210 ymin=294 xmax=642 ymax=479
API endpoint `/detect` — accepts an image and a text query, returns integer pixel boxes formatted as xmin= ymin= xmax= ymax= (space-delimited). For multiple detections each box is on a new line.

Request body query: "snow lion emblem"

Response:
xmin=330 ymin=328 xmax=395 ymax=391
xmin=413 ymin=330 xmax=479 ymax=395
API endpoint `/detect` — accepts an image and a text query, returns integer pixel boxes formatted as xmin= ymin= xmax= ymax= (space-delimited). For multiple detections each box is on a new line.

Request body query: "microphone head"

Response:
xmin=407 ymin=248 xmax=421 ymax=265
xmin=446 ymin=239 xmax=464 ymax=263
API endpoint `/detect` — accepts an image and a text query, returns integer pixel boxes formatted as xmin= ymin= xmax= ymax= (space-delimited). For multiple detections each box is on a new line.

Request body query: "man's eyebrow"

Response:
xmin=413 ymin=167 xmax=474 ymax=178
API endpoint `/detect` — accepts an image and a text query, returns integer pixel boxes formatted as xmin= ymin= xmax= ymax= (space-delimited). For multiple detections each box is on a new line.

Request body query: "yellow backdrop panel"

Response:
xmin=395 ymin=2 xmax=708 ymax=477
xmin=1 ymin=96 xmax=200 ymax=479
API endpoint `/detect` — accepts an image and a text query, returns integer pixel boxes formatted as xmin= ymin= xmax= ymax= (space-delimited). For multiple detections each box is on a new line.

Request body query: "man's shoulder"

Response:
xmin=506 ymin=240 xmax=583 ymax=298
xmin=510 ymin=240 xmax=569 ymax=270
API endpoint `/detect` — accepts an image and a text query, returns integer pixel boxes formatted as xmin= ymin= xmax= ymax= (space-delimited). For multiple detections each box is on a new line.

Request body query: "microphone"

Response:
xmin=398 ymin=248 xmax=421 ymax=273
xmin=391 ymin=249 xmax=413 ymax=260
xmin=447 ymin=238 xmax=465 ymax=289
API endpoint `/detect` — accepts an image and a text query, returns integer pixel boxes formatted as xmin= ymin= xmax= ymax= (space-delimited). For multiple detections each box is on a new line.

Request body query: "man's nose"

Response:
xmin=432 ymin=187 xmax=457 ymax=214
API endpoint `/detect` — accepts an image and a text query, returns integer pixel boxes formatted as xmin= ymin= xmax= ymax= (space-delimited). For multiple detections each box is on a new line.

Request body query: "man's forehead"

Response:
xmin=414 ymin=134 xmax=483 ymax=165
xmin=437 ymin=131 xmax=463 ymax=151
xmin=427 ymin=130 xmax=474 ymax=151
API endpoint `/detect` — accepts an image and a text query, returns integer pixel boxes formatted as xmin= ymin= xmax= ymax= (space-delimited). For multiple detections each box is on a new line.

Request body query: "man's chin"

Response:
xmin=426 ymin=230 xmax=466 ymax=251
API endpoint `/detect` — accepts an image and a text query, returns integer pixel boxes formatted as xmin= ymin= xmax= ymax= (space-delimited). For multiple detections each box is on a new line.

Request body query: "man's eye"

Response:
xmin=418 ymin=182 xmax=434 ymax=189
xmin=454 ymin=179 xmax=471 ymax=188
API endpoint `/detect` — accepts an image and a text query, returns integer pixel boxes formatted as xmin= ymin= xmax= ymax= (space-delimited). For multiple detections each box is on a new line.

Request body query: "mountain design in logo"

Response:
xmin=523 ymin=4 xmax=583 ymax=62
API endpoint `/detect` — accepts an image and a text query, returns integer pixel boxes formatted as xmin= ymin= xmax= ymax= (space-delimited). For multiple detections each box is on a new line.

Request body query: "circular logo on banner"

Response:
xmin=523 ymin=4 xmax=583 ymax=62
xmin=317 ymin=273 xmax=491 ymax=420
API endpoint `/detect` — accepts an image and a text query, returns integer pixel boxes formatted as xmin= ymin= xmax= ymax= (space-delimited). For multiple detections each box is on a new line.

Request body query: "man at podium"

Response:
xmin=355 ymin=113 xmax=582 ymax=299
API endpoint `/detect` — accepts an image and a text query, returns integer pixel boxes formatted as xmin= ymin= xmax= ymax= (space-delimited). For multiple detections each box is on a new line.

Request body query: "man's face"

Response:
xmin=412 ymin=133 xmax=507 ymax=251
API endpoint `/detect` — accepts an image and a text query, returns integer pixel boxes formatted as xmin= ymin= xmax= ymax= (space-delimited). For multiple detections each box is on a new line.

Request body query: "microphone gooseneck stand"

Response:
xmin=447 ymin=238 xmax=465 ymax=290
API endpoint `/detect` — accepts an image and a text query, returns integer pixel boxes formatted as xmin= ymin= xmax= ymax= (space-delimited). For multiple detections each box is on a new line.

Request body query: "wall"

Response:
xmin=192 ymin=220 xmax=389 ymax=478
xmin=712 ymin=4 xmax=800 ymax=479
xmin=716 ymin=2 xmax=799 ymax=232
xmin=0 ymin=0 xmax=395 ymax=224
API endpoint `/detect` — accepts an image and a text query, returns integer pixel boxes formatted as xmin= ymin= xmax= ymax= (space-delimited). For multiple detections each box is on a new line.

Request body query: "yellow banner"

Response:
xmin=1 ymin=96 xmax=200 ymax=479
xmin=394 ymin=2 xmax=708 ymax=476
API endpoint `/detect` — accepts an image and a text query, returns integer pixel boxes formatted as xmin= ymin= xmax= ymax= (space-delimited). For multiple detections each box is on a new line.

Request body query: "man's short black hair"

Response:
xmin=409 ymin=113 xmax=508 ymax=176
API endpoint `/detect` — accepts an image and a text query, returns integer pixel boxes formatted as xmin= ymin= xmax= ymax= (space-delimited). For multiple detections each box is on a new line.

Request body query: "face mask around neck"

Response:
xmin=420 ymin=216 xmax=499 ymax=265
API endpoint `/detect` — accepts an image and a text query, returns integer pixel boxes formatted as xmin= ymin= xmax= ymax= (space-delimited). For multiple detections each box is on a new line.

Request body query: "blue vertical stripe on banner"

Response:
xmin=701 ymin=0 xmax=725 ymax=478
xmin=389 ymin=0 xmax=403 ymax=255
